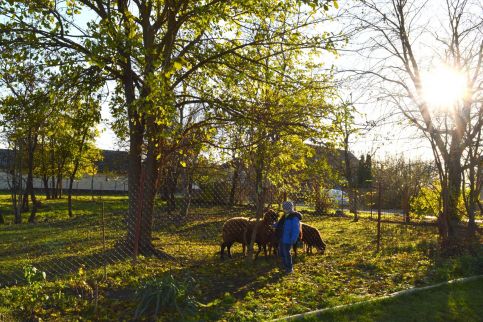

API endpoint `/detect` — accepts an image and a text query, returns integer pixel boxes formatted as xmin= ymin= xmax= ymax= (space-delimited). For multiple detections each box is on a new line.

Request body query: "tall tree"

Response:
xmin=376 ymin=157 xmax=436 ymax=221
xmin=0 ymin=60 xmax=50 ymax=223
xmin=351 ymin=0 xmax=483 ymax=250
xmin=461 ymin=126 xmax=482 ymax=237
xmin=64 ymin=97 xmax=102 ymax=217
xmin=332 ymin=97 xmax=359 ymax=220
xmin=0 ymin=0 xmax=342 ymax=255
xmin=208 ymin=22 xmax=338 ymax=258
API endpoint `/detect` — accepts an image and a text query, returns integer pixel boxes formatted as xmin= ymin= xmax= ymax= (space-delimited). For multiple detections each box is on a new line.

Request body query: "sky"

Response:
xmin=91 ymin=0 xmax=453 ymax=162
xmin=0 ymin=0 xmax=468 ymax=163
xmin=96 ymin=104 xmax=119 ymax=150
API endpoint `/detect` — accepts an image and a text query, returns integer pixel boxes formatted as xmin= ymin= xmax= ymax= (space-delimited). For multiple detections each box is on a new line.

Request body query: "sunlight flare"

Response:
xmin=420 ymin=66 xmax=468 ymax=111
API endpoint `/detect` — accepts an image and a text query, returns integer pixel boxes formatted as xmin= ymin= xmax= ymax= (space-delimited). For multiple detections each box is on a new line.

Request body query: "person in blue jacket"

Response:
xmin=276 ymin=201 xmax=302 ymax=274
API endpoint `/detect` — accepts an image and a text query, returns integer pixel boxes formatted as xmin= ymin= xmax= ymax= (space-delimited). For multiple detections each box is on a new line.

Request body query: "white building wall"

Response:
xmin=0 ymin=172 xmax=128 ymax=192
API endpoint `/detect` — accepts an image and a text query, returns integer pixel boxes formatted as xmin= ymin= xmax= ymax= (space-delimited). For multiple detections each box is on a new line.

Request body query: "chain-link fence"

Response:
xmin=0 ymin=146 xmax=481 ymax=294
xmin=0 ymin=155 xmax=274 ymax=286
xmin=0 ymin=179 xmax=440 ymax=285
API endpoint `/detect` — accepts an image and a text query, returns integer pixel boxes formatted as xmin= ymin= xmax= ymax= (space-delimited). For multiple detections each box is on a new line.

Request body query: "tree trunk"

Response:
xmin=123 ymin=12 xmax=176 ymax=257
xmin=27 ymin=179 xmax=37 ymax=223
xmin=89 ymin=174 xmax=94 ymax=200
xmin=21 ymin=192 xmax=29 ymax=212
xmin=68 ymin=176 xmax=75 ymax=217
xmin=11 ymin=173 xmax=22 ymax=224
xmin=247 ymin=144 xmax=265 ymax=261
xmin=138 ymin=135 xmax=159 ymax=254
xmin=12 ymin=144 xmax=23 ymax=224
xmin=126 ymin=120 xmax=143 ymax=253
xmin=167 ymin=171 xmax=177 ymax=211
xmin=56 ymin=174 xmax=63 ymax=198
xmin=314 ymin=181 xmax=324 ymax=215
xmin=13 ymin=191 xmax=22 ymax=224
xmin=43 ymin=175 xmax=50 ymax=200
xmin=122 ymin=49 xmax=148 ymax=255
xmin=51 ymin=174 xmax=57 ymax=199
xmin=159 ymin=165 xmax=178 ymax=212
xmin=402 ymin=188 xmax=410 ymax=223
xmin=229 ymin=158 xmax=240 ymax=207
xmin=27 ymin=135 xmax=38 ymax=223
xmin=439 ymin=149 xmax=463 ymax=252
xmin=50 ymin=147 xmax=57 ymax=199
xmin=160 ymin=177 xmax=168 ymax=207
xmin=126 ymin=128 xmax=143 ymax=253
xmin=466 ymin=194 xmax=477 ymax=238
xmin=343 ymin=135 xmax=358 ymax=221
xmin=68 ymin=130 xmax=88 ymax=217
xmin=40 ymin=135 xmax=50 ymax=200
xmin=376 ymin=181 xmax=382 ymax=252
xmin=464 ymin=138 xmax=480 ymax=239
xmin=179 ymin=166 xmax=192 ymax=218
xmin=352 ymin=188 xmax=359 ymax=221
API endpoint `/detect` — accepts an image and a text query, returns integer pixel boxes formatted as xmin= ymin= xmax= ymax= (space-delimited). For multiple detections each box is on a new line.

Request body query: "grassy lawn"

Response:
xmin=0 ymin=194 xmax=481 ymax=321
xmin=299 ymin=277 xmax=483 ymax=322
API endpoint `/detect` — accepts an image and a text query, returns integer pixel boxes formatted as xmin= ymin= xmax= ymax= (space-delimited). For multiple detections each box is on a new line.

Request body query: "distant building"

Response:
xmin=0 ymin=146 xmax=360 ymax=194
xmin=0 ymin=149 xmax=14 ymax=169
xmin=307 ymin=144 xmax=359 ymax=187
xmin=309 ymin=144 xmax=358 ymax=168
xmin=0 ymin=149 xmax=129 ymax=193
xmin=96 ymin=150 xmax=128 ymax=174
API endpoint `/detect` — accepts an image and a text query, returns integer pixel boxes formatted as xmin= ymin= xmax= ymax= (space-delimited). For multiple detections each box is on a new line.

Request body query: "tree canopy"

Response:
xmin=0 ymin=0 xmax=343 ymax=254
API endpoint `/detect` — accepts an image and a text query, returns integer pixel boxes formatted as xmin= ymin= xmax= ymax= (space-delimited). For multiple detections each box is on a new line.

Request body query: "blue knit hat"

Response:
xmin=282 ymin=201 xmax=294 ymax=213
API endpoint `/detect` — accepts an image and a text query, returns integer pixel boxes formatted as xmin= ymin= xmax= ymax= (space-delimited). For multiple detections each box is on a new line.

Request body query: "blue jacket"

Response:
xmin=281 ymin=212 xmax=301 ymax=245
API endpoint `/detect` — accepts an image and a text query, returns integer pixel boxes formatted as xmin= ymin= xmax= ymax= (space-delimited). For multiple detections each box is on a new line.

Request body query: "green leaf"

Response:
xmin=173 ymin=61 xmax=183 ymax=71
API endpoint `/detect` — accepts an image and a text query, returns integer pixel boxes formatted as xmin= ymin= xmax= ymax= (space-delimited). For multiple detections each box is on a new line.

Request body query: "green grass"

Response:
xmin=300 ymin=277 xmax=483 ymax=322
xmin=0 ymin=194 xmax=481 ymax=321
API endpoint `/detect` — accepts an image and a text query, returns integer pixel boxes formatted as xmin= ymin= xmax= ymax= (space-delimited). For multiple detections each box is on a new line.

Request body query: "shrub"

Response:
xmin=134 ymin=274 xmax=198 ymax=320
xmin=411 ymin=183 xmax=466 ymax=218
xmin=304 ymin=188 xmax=338 ymax=215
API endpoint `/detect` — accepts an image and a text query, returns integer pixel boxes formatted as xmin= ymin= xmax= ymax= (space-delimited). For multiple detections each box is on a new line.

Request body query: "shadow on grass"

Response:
xmin=172 ymin=219 xmax=225 ymax=243
xmin=301 ymin=277 xmax=483 ymax=322
xmin=0 ymin=245 xmax=135 ymax=287
xmin=152 ymin=206 xmax=256 ymax=243
xmin=380 ymin=238 xmax=439 ymax=258
xmin=154 ymin=205 xmax=254 ymax=219
xmin=107 ymin=255 xmax=285 ymax=321
xmin=0 ymin=212 xmax=126 ymax=259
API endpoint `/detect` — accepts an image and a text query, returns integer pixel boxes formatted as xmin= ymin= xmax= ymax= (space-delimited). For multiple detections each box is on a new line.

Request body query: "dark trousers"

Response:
xmin=279 ymin=243 xmax=293 ymax=272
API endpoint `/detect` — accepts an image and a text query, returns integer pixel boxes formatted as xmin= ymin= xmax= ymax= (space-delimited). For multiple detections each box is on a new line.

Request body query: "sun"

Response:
xmin=420 ymin=66 xmax=468 ymax=110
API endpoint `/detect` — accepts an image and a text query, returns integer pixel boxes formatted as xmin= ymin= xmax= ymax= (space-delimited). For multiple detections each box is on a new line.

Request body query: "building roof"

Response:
xmin=0 ymin=149 xmax=13 ymax=169
xmin=0 ymin=148 xmax=129 ymax=174
xmin=308 ymin=144 xmax=359 ymax=173
xmin=0 ymin=145 xmax=359 ymax=177
xmin=96 ymin=150 xmax=128 ymax=174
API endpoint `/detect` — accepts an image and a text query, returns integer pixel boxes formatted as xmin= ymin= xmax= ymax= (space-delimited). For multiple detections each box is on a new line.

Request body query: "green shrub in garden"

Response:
xmin=134 ymin=274 xmax=199 ymax=320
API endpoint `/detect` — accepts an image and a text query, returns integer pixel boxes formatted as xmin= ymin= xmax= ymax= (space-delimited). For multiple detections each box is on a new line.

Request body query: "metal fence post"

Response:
xmin=102 ymin=201 xmax=107 ymax=280
xmin=376 ymin=181 xmax=382 ymax=252
xmin=134 ymin=166 xmax=145 ymax=260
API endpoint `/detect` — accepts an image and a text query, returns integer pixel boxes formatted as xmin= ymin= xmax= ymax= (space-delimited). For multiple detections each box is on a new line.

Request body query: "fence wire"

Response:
xmin=0 ymin=150 xmax=478 ymax=289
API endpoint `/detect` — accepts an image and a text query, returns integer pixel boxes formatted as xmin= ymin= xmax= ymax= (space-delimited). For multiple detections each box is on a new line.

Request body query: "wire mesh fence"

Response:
xmin=0 ymin=156 xmax=451 ymax=289
xmin=1 ymin=142 xmax=481 ymax=298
